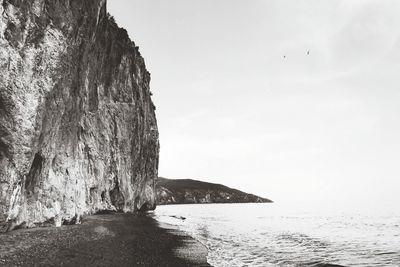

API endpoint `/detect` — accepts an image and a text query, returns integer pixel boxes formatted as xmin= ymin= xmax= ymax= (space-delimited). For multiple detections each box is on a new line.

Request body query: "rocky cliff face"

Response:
xmin=157 ymin=178 xmax=272 ymax=205
xmin=0 ymin=0 xmax=159 ymax=229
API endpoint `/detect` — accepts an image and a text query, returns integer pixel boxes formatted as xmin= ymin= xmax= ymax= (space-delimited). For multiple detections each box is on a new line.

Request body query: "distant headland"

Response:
xmin=156 ymin=177 xmax=273 ymax=205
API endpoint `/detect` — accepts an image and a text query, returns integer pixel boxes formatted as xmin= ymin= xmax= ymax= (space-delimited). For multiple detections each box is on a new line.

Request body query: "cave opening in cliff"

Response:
xmin=25 ymin=152 xmax=44 ymax=194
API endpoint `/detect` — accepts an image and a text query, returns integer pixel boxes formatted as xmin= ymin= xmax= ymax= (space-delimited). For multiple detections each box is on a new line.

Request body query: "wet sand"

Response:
xmin=0 ymin=213 xmax=210 ymax=266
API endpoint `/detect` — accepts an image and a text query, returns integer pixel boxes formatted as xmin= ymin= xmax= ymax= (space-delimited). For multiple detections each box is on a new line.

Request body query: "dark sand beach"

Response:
xmin=0 ymin=213 xmax=209 ymax=267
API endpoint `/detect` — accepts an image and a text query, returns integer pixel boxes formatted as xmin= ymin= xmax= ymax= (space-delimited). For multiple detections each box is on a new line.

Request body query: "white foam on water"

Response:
xmin=154 ymin=203 xmax=400 ymax=267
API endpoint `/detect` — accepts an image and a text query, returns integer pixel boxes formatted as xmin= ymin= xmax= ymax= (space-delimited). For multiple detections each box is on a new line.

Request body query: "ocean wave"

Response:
xmin=154 ymin=203 xmax=400 ymax=267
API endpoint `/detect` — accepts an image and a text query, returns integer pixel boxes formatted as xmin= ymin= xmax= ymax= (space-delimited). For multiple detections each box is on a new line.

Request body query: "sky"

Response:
xmin=108 ymin=0 xmax=400 ymax=211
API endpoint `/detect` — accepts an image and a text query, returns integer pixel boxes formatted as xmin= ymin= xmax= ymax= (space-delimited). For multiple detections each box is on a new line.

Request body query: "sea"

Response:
xmin=153 ymin=203 xmax=400 ymax=267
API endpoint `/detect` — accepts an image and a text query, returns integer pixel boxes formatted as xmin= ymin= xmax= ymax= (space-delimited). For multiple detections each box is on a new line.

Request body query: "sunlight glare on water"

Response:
xmin=154 ymin=203 xmax=400 ymax=267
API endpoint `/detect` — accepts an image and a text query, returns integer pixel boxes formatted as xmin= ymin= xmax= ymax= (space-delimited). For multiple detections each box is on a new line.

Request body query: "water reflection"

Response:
xmin=155 ymin=203 xmax=400 ymax=267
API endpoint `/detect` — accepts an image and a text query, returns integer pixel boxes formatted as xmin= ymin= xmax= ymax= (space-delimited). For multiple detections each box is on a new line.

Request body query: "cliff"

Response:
xmin=157 ymin=177 xmax=272 ymax=205
xmin=0 ymin=0 xmax=159 ymax=229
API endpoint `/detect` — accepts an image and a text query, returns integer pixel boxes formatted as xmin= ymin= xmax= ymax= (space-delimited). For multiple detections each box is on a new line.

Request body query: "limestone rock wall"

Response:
xmin=0 ymin=0 xmax=159 ymax=228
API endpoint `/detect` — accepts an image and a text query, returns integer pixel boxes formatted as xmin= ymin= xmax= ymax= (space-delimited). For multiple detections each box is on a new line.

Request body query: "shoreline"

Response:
xmin=0 ymin=213 xmax=210 ymax=266
xmin=155 ymin=220 xmax=210 ymax=266
xmin=157 ymin=202 xmax=273 ymax=206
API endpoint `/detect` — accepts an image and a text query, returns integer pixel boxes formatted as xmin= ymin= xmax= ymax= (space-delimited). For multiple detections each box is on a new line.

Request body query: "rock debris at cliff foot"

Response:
xmin=0 ymin=0 xmax=159 ymax=229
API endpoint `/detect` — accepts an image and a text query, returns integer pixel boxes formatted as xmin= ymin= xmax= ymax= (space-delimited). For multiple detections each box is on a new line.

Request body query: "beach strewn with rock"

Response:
xmin=0 ymin=0 xmax=159 ymax=229
xmin=0 ymin=213 xmax=210 ymax=266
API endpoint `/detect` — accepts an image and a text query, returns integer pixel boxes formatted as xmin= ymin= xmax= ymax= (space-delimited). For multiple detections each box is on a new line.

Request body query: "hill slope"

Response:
xmin=157 ymin=177 xmax=272 ymax=204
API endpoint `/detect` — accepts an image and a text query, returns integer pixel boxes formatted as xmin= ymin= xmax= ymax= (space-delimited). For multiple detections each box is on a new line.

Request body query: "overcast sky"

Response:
xmin=109 ymin=0 xmax=400 ymax=211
